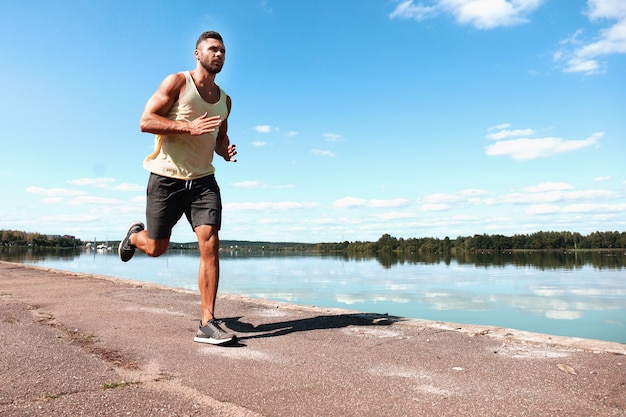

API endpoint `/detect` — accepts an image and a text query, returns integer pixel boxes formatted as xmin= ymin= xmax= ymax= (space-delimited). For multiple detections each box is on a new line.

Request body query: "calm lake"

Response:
xmin=2 ymin=248 xmax=625 ymax=344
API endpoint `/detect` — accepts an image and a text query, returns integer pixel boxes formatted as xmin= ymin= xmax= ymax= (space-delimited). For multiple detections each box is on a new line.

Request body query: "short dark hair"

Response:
xmin=196 ymin=31 xmax=224 ymax=47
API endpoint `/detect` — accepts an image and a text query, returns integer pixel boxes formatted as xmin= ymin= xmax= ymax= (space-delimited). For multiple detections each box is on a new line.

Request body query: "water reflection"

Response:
xmin=3 ymin=247 xmax=624 ymax=270
xmin=369 ymin=250 xmax=625 ymax=270
xmin=1 ymin=247 xmax=624 ymax=343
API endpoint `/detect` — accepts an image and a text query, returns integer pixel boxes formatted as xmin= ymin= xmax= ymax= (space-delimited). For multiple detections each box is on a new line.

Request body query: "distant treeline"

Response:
xmin=1 ymin=230 xmax=83 ymax=248
xmin=315 ymin=231 xmax=626 ymax=254
xmin=176 ymin=240 xmax=316 ymax=252
xmin=2 ymin=229 xmax=625 ymax=253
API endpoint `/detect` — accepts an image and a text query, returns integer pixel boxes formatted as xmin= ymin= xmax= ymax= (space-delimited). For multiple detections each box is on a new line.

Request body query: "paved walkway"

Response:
xmin=1 ymin=261 xmax=625 ymax=416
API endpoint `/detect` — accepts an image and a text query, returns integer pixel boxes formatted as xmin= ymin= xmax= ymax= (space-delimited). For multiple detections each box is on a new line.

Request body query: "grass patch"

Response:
xmin=102 ymin=380 xmax=140 ymax=390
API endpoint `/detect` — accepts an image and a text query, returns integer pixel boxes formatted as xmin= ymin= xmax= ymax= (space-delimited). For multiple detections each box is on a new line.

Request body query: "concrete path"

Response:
xmin=1 ymin=261 xmax=624 ymax=416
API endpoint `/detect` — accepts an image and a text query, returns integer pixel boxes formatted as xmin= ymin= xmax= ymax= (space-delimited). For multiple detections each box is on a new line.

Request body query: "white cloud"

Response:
xmin=176 ymin=180 xmax=625 ymax=240
xmin=564 ymin=189 xmax=620 ymax=200
xmin=420 ymin=189 xmax=489 ymax=206
xmin=370 ymin=211 xmax=418 ymax=220
xmin=40 ymin=213 xmax=103 ymax=224
xmin=111 ymin=183 xmax=144 ymax=192
xmin=284 ymin=131 xmax=299 ymax=138
xmin=64 ymin=178 xmax=142 ymax=192
xmin=68 ymin=196 xmax=124 ymax=205
xmin=333 ymin=197 xmax=411 ymax=209
xmin=594 ymin=176 xmax=612 ymax=182
xmin=310 ymin=149 xmax=336 ymax=158
xmin=525 ymin=204 xmax=559 ymax=214
xmin=486 ymin=127 xmax=535 ymax=140
xmin=420 ymin=203 xmax=452 ymax=211
xmin=40 ymin=197 xmax=64 ymax=204
xmin=14 ymin=166 xmax=625 ymax=243
xmin=369 ymin=198 xmax=411 ymax=208
xmin=485 ymin=130 xmax=603 ymax=160
xmin=440 ymin=0 xmax=544 ymax=29
xmin=561 ymin=55 xmax=601 ymax=74
xmin=457 ymin=188 xmax=490 ymax=197
xmin=225 ymin=201 xmax=317 ymax=210
xmin=323 ymin=133 xmax=343 ymax=142
xmin=25 ymin=186 xmax=85 ymax=197
xmin=577 ymin=18 xmax=626 ymax=55
xmin=523 ymin=182 xmax=574 ymax=192
xmin=390 ymin=1 xmax=625 ymax=72
xmin=422 ymin=192 xmax=465 ymax=204
xmin=527 ymin=202 xmax=626 ymax=215
xmin=497 ymin=191 xmax=564 ymax=204
xmin=252 ymin=141 xmax=267 ymax=147
xmin=389 ymin=0 xmax=438 ymax=20
xmin=575 ymin=202 xmax=626 ymax=213
xmin=231 ymin=180 xmax=295 ymax=190
xmin=254 ymin=125 xmax=274 ymax=133
xmin=333 ymin=197 xmax=368 ymax=208
xmin=587 ymin=0 xmax=626 ymax=20
xmin=491 ymin=185 xmax=619 ymax=206
xmin=232 ymin=180 xmax=268 ymax=189
xmin=488 ymin=123 xmax=512 ymax=131
xmin=555 ymin=0 xmax=626 ymax=74
xmin=390 ymin=0 xmax=544 ymax=29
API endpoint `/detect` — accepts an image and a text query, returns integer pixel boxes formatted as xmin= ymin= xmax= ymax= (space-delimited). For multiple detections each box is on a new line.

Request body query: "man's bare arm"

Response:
xmin=139 ymin=73 xmax=222 ymax=136
xmin=215 ymin=96 xmax=237 ymax=162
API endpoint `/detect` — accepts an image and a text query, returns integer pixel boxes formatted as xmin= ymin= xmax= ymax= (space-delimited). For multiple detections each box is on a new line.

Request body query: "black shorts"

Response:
xmin=146 ymin=173 xmax=222 ymax=240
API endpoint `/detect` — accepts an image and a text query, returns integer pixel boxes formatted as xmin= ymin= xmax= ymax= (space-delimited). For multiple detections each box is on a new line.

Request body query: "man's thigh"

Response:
xmin=186 ymin=175 xmax=222 ymax=231
xmin=146 ymin=173 xmax=187 ymax=240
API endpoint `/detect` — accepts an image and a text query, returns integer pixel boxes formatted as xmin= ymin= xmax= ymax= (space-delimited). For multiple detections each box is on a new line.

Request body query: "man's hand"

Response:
xmin=216 ymin=134 xmax=237 ymax=162
xmin=188 ymin=113 xmax=222 ymax=136
xmin=224 ymin=143 xmax=237 ymax=162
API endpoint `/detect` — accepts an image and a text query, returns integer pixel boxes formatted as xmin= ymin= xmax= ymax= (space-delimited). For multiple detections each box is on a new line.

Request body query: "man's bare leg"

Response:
xmin=195 ymin=224 xmax=220 ymax=325
xmin=192 ymin=224 xmax=235 ymax=344
xmin=131 ymin=230 xmax=169 ymax=258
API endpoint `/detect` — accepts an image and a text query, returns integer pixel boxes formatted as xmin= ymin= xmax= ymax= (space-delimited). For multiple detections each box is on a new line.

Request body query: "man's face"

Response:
xmin=196 ymin=38 xmax=225 ymax=74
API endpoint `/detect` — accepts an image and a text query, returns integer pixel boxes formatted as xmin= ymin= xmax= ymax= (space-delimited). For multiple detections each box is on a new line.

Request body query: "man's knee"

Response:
xmin=195 ymin=225 xmax=219 ymax=254
xmin=145 ymin=239 xmax=169 ymax=257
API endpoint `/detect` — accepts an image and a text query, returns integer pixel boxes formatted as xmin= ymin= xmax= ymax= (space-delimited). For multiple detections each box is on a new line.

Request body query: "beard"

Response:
xmin=201 ymin=60 xmax=223 ymax=75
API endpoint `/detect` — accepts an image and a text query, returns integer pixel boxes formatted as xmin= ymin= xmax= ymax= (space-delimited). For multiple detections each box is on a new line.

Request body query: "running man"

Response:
xmin=119 ymin=31 xmax=237 ymax=345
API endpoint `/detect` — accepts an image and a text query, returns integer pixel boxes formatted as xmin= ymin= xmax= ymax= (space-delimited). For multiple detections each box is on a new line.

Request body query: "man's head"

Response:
xmin=196 ymin=31 xmax=223 ymax=48
xmin=195 ymin=31 xmax=225 ymax=75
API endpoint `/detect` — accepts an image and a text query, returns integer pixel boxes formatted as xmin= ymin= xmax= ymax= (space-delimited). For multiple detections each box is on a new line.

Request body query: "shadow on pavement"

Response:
xmin=223 ymin=312 xmax=404 ymax=341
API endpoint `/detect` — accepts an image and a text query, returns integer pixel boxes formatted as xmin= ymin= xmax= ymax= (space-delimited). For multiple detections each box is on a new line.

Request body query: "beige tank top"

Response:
xmin=143 ymin=71 xmax=229 ymax=180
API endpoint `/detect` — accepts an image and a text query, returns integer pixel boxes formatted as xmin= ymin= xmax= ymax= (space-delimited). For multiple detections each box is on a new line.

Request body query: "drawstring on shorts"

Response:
xmin=185 ymin=180 xmax=193 ymax=190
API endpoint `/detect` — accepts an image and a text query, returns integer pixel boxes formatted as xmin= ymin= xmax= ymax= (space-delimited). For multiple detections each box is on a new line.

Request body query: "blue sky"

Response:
xmin=1 ymin=0 xmax=625 ymax=244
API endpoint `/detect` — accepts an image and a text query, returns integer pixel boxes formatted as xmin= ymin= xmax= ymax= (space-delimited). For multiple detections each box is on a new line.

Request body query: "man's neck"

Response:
xmin=190 ymin=68 xmax=216 ymax=88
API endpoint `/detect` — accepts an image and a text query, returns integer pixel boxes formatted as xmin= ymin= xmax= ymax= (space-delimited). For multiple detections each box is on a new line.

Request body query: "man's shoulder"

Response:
xmin=167 ymin=71 xmax=188 ymax=83
xmin=159 ymin=72 xmax=188 ymax=94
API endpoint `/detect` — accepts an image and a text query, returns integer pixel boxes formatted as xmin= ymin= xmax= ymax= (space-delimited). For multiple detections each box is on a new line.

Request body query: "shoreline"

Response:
xmin=6 ymin=261 xmax=625 ymax=355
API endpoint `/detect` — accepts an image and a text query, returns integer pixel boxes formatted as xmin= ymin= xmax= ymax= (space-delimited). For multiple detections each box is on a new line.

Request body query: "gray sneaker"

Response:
xmin=194 ymin=320 xmax=236 ymax=345
xmin=118 ymin=221 xmax=144 ymax=262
